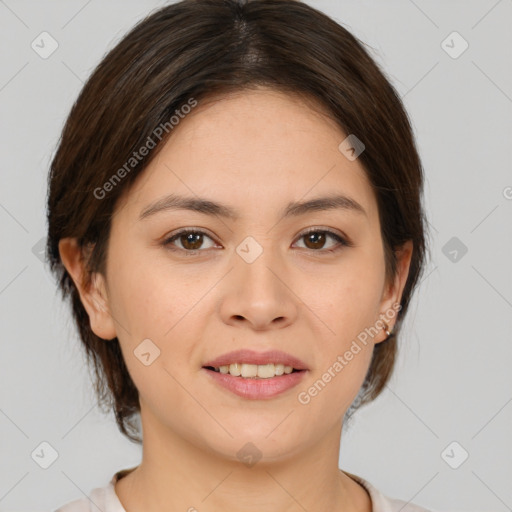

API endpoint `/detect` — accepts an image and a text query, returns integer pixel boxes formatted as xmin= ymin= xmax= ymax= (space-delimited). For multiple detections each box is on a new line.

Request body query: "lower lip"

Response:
xmin=202 ymin=368 xmax=308 ymax=399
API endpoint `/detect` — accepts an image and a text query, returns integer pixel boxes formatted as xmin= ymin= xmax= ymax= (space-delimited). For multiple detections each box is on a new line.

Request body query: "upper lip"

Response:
xmin=203 ymin=349 xmax=309 ymax=370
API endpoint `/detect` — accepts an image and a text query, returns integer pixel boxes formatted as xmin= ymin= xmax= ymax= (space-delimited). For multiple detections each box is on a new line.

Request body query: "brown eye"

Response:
xmin=179 ymin=232 xmax=204 ymax=250
xmin=163 ymin=229 xmax=216 ymax=252
xmin=303 ymin=231 xmax=327 ymax=250
xmin=294 ymin=229 xmax=351 ymax=253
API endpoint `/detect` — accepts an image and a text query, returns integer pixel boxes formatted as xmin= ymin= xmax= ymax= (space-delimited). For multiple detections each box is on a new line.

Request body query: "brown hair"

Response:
xmin=47 ymin=0 xmax=429 ymax=444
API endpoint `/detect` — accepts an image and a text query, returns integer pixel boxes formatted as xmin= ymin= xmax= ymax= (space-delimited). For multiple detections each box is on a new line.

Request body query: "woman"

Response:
xmin=49 ymin=0 xmax=431 ymax=510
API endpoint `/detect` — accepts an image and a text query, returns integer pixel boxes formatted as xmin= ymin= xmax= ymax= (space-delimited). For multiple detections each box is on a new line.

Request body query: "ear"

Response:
xmin=374 ymin=240 xmax=413 ymax=344
xmin=58 ymin=238 xmax=117 ymax=340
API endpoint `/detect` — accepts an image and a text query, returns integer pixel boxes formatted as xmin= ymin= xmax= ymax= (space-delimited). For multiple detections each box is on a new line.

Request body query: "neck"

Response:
xmin=114 ymin=409 xmax=371 ymax=512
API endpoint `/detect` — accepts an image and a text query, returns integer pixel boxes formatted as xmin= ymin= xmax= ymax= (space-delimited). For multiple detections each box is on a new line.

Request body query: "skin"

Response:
xmin=60 ymin=87 xmax=412 ymax=512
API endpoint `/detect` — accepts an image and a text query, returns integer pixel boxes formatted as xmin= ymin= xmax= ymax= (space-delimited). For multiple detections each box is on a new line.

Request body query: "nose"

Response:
xmin=218 ymin=242 xmax=299 ymax=331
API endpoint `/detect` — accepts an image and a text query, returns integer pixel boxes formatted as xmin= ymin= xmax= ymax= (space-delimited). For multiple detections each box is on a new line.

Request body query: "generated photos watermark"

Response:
xmin=93 ymin=97 xmax=198 ymax=200
xmin=297 ymin=302 xmax=402 ymax=405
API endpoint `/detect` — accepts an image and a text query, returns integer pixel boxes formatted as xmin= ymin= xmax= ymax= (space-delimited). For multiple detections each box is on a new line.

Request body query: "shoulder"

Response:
xmin=55 ymin=467 xmax=137 ymax=511
xmin=384 ymin=496 xmax=433 ymax=512
xmin=343 ymin=471 xmax=433 ymax=512
xmin=54 ymin=479 xmax=121 ymax=512
xmin=54 ymin=496 xmax=90 ymax=512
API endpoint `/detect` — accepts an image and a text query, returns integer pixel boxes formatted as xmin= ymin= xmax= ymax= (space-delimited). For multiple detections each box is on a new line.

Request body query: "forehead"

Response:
xmin=116 ymin=87 xmax=379 ymax=225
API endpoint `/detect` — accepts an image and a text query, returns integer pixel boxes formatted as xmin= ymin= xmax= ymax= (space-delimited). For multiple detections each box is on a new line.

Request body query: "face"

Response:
xmin=61 ymin=87 xmax=411 ymax=462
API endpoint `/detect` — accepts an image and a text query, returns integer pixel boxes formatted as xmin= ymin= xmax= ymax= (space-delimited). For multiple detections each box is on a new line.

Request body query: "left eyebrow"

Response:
xmin=138 ymin=193 xmax=367 ymax=221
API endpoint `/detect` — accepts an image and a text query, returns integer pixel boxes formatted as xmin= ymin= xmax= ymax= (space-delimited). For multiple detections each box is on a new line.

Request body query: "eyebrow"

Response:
xmin=139 ymin=193 xmax=367 ymax=221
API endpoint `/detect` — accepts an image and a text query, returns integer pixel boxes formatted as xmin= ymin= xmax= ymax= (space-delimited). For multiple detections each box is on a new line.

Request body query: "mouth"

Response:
xmin=201 ymin=349 xmax=309 ymax=399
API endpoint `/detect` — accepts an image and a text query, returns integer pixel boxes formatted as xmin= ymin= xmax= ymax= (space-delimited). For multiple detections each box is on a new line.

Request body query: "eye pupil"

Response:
xmin=182 ymin=232 xmax=203 ymax=250
xmin=304 ymin=232 xmax=326 ymax=250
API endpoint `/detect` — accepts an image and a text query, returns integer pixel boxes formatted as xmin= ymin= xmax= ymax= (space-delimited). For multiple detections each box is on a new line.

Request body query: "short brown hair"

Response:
xmin=47 ymin=0 xmax=429 ymax=444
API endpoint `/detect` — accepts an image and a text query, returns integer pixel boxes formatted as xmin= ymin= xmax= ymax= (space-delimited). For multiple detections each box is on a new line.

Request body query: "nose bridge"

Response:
xmin=235 ymin=234 xmax=284 ymax=297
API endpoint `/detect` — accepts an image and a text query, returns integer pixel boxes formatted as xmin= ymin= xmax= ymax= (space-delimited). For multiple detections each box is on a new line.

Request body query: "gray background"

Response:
xmin=0 ymin=0 xmax=511 ymax=511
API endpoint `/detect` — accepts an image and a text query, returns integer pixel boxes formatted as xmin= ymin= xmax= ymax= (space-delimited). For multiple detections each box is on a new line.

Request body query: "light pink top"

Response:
xmin=55 ymin=467 xmax=433 ymax=512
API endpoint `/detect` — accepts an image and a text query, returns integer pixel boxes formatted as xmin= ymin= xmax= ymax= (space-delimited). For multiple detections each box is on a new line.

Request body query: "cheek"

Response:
xmin=314 ymin=265 xmax=384 ymax=341
xmin=301 ymin=253 xmax=384 ymax=403
xmin=106 ymin=248 xmax=191 ymax=338
xmin=106 ymin=249 xmax=208 ymax=371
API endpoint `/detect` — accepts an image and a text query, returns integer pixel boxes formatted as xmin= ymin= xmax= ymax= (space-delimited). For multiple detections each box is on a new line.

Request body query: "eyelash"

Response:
xmin=162 ymin=227 xmax=353 ymax=256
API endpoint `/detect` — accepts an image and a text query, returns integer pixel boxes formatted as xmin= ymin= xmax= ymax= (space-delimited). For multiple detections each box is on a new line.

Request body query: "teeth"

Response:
xmin=215 ymin=363 xmax=296 ymax=378
xmin=257 ymin=364 xmax=275 ymax=378
xmin=241 ymin=363 xmax=258 ymax=378
xmin=229 ymin=363 xmax=241 ymax=376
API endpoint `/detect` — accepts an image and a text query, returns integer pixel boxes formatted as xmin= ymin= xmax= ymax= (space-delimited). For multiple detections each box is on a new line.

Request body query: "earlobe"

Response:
xmin=58 ymin=238 xmax=117 ymax=340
